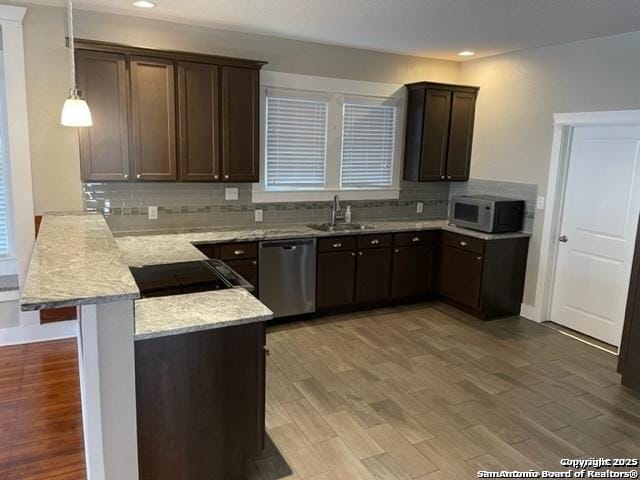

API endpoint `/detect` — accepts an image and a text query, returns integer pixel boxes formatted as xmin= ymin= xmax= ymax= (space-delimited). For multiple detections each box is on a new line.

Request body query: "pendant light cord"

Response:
xmin=67 ymin=0 xmax=76 ymax=94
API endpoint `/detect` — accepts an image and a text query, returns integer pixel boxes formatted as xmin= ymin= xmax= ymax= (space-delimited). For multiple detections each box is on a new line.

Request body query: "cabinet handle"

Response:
xmin=460 ymin=241 xmax=467 ymax=247
xmin=136 ymin=174 xmax=141 ymax=179
xmin=412 ymin=237 xmax=420 ymax=243
xmin=351 ymin=252 xmax=356 ymax=256
xmin=224 ymin=175 xmax=229 ymax=180
xmin=252 ymin=260 xmax=257 ymax=265
xmin=440 ymin=175 xmax=445 ymax=179
xmin=447 ymin=175 xmax=452 ymax=179
xmin=358 ymin=252 xmax=363 ymax=256
xmin=370 ymin=239 xmax=379 ymax=245
xmin=214 ymin=174 xmax=219 ymax=180
xmin=394 ymin=249 xmax=399 ymax=253
xmin=234 ymin=249 xmax=245 ymax=256
xmin=477 ymin=256 xmax=482 ymax=261
xmin=332 ymin=243 xmax=342 ymax=248
xmin=123 ymin=174 xmax=129 ymax=179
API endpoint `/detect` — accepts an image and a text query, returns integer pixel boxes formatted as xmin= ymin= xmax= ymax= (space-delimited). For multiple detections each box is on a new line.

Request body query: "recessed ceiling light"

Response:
xmin=133 ymin=0 xmax=156 ymax=7
xmin=458 ymin=51 xmax=475 ymax=57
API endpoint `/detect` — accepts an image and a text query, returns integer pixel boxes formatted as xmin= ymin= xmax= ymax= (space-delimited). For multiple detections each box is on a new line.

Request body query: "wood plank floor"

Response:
xmin=251 ymin=301 xmax=640 ymax=480
xmin=2 ymin=302 xmax=640 ymax=479
xmin=0 ymin=339 xmax=85 ymax=480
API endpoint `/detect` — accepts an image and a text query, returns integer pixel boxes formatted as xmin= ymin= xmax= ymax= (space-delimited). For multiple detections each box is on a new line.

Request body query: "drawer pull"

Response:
xmin=333 ymin=243 xmax=342 ymax=248
xmin=412 ymin=236 xmax=420 ymax=243
xmin=370 ymin=239 xmax=380 ymax=245
xmin=234 ymin=249 xmax=245 ymax=256
xmin=358 ymin=252 xmax=363 ymax=256
xmin=394 ymin=249 xmax=399 ymax=253
xmin=459 ymin=241 xmax=468 ymax=247
xmin=351 ymin=252 xmax=356 ymax=257
xmin=252 ymin=260 xmax=257 ymax=265
xmin=477 ymin=256 xmax=482 ymax=261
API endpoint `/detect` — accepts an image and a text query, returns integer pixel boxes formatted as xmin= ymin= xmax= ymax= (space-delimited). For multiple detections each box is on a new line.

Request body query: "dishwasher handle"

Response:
xmin=260 ymin=239 xmax=316 ymax=249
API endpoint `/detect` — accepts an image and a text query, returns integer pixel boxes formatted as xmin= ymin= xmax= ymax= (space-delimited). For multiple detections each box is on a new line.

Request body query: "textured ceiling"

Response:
xmin=34 ymin=0 xmax=640 ymax=60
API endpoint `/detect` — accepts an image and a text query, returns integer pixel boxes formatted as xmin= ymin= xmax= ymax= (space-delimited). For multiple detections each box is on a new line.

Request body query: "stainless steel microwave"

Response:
xmin=449 ymin=195 xmax=525 ymax=233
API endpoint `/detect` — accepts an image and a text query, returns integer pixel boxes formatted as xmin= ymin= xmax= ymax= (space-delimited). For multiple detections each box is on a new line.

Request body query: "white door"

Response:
xmin=550 ymin=124 xmax=640 ymax=347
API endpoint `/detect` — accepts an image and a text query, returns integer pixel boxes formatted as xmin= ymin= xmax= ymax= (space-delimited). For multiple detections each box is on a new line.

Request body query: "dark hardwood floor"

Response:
xmin=2 ymin=303 xmax=640 ymax=479
xmin=0 ymin=339 xmax=85 ymax=479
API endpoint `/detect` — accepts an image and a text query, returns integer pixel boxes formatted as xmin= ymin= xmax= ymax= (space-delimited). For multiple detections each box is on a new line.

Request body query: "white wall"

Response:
xmin=461 ymin=30 xmax=640 ymax=307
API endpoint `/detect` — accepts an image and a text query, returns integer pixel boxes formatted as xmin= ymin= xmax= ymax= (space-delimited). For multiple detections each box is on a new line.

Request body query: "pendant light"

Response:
xmin=60 ymin=0 xmax=92 ymax=127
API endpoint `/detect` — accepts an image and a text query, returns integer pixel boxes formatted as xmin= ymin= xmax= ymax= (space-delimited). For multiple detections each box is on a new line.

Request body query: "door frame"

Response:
xmin=533 ymin=109 xmax=640 ymax=350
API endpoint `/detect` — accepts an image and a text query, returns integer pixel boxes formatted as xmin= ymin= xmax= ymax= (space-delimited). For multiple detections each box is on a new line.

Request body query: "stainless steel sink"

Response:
xmin=307 ymin=223 xmax=375 ymax=232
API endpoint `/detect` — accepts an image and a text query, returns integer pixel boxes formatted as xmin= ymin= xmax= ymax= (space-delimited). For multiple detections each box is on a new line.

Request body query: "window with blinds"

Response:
xmin=340 ymin=103 xmax=396 ymax=188
xmin=0 ymin=131 xmax=10 ymax=257
xmin=265 ymin=95 xmax=328 ymax=190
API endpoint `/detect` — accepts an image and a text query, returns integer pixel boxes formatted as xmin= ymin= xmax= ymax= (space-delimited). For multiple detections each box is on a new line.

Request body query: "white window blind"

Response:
xmin=0 ymin=131 xmax=10 ymax=257
xmin=265 ymin=95 xmax=328 ymax=189
xmin=340 ymin=103 xmax=396 ymax=188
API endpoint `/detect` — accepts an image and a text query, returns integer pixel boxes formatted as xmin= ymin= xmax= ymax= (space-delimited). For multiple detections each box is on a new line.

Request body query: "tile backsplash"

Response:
xmin=83 ymin=181 xmax=450 ymax=233
xmin=83 ymin=178 xmax=537 ymax=234
xmin=449 ymin=178 xmax=538 ymax=233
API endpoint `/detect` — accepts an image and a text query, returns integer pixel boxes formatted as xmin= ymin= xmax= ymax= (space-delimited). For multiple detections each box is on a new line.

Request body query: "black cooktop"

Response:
xmin=130 ymin=259 xmax=254 ymax=299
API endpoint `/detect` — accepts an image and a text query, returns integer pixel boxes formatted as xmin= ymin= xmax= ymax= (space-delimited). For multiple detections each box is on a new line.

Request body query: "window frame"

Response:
xmin=253 ymin=72 xmax=405 ymax=203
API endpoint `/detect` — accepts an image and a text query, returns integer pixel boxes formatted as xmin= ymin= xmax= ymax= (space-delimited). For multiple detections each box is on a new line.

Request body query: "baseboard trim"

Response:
xmin=520 ymin=303 xmax=536 ymax=321
xmin=0 ymin=320 xmax=78 ymax=346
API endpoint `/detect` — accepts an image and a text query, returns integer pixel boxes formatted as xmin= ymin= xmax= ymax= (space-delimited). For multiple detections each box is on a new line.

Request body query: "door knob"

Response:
xmin=559 ymin=235 xmax=568 ymax=243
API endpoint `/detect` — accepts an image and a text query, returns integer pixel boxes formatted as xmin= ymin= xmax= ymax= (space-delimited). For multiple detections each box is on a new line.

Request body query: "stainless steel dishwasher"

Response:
xmin=258 ymin=238 xmax=316 ymax=318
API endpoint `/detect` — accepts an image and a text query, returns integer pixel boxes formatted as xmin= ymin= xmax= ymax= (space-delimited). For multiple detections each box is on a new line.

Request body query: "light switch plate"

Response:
xmin=148 ymin=206 xmax=158 ymax=220
xmin=416 ymin=201 xmax=424 ymax=213
xmin=255 ymin=209 xmax=263 ymax=222
xmin=225 ymin=188 xmax=239 ymax=201
xmin=536 ymin=196 xmax=545 ymax=210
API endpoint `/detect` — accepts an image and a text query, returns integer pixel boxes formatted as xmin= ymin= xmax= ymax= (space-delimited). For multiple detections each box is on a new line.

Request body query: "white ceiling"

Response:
xmin=41 ymin=0 xmax=640 ymax=61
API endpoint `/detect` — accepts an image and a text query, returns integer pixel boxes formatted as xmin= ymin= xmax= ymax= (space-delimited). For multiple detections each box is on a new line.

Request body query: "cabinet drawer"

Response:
xmin=219 ymin=242 xmax=258 ymax=260
xmin=318 ymin=236 xmax=356 ymax=252
xmin=443 ymin=231 xmax=484 ymax=255
xmin=357 ymin=234 xmax=392 ymax=250
xmin=394 ymin=231 xmax=439 ymax=247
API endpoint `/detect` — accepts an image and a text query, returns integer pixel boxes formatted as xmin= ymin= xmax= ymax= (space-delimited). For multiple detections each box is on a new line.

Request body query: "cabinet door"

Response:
xmin=130 ymin=56 xmax=177 ymax=181
xmin=420 ymin=89 xmax=451 ymax=181
xmin=178 ymin=62 xmax=220 ymax=181
xmin=391 ymin=245 xmax=435 ymax=299
xmin=317 ymin=251 xmax=355 ymax=309
xmin=77 ymin=50 xmax=130 ymax=181
xmin=355 ymin=248 xmax=392 ymax=303
xmin=445 ymin=91 xmax=476 ymax=181
xmin=224 ymin=258 xmax=259 ymax=295
xmin=221 ymin=66 xmax=259 ymax=182
xmin=438 ymin=245 xmax=483 ymax=309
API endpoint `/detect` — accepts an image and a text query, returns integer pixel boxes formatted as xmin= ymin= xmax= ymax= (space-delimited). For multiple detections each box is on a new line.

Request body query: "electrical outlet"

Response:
xmin=536 ymin=196 xmax=545 ymax=210
xmin=416 ymin=201 xmax=424 ymax=213
xmin=255 ymin=209 xmax=263 ymax=222
xmin=148 ymin=206 xmax=158 ymax=220
xmin=225 ymin=188 xmax=238 ymax=201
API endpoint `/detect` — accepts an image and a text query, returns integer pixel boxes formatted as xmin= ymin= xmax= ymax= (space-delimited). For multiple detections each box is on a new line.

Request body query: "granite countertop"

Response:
xmin=20 ymin=213 xmax=140 ymax=311
xmin=115 ymin=219 xmax=531 ymax=268
xmin=134 ymin=288 xmax=273 ymax=340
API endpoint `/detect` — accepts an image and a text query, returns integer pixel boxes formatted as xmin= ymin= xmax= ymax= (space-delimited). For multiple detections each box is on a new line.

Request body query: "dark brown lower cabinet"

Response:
xmin=355 ymin=248 xmax=392 ymax=303
xmin=619 ymin=214 xmax=640 ymax=390
xmin=135 ymin=322 xmax=266 ymax=480
xmin=438 ymin=245 xmax=483 ymax=308
xmin=438 ymin=232 xmax=529 ymax=319
xmin=225 ymin=258 xmax=259 ymax=294
xmin=317 ymin=251 xmax=356 ymax=309
xmin=391 ymin=245 xmax=436 ymax=299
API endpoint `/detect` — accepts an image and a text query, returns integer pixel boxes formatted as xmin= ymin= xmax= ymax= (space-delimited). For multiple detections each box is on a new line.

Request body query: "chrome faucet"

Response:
xmin=330 ymin=194 xmax=344 ymax=226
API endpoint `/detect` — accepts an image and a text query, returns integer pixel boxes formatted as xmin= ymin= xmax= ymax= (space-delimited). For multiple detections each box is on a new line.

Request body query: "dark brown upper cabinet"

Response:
xmin=178 ymin=62 xmax=220 ymax=181
xmin=130 ymin=56 xmax=177 ymax=181
xmin=75 ymin=39 xmax=266 ymax=183
xmin=403 ymin=82 xmax=478 ymax=182
xmin=221 ymin=67 xmax=259 ymax=182
xmin=76 ymin=50 xmax=130 ymax=181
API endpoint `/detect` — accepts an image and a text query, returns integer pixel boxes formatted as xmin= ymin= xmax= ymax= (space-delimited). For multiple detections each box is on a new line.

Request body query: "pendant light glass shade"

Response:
xmin=61 ymin=0 xmax=92 ymax=127
xmin=61 ymin=89 xmax=93 ymax=127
